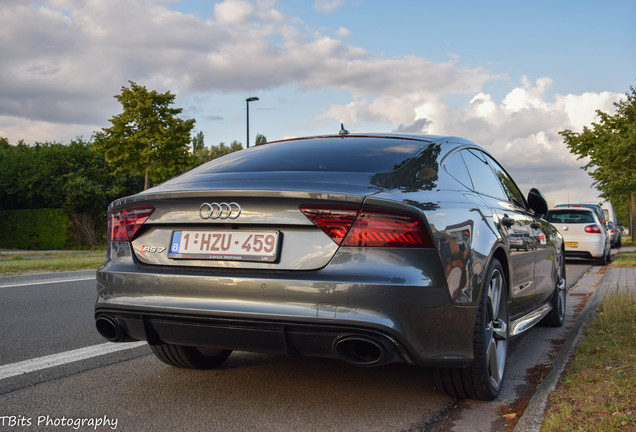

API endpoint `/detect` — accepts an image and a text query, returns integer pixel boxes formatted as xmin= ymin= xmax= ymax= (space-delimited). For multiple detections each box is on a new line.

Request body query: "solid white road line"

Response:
xmin=0 ymin=341 xmax=147 ymax=380
xmin=0 ymin=276 xmax=96 ymax=289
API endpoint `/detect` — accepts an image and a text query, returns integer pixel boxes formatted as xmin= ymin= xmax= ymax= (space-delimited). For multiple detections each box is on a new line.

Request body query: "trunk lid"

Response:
xmin=124 ymin=188 xmax=371 ymax=271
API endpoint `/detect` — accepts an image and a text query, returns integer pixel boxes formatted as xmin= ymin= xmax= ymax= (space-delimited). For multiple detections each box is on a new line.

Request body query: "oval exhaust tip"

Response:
xmin=334 ymin=336 xmax=386 ymax=366
xmin=95 ymin=315 xmax=124 ymax=342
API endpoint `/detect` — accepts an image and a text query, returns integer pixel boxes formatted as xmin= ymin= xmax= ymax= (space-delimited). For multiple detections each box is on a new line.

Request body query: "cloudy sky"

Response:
xmin=1 ymin=0 xmax=634 ymax=206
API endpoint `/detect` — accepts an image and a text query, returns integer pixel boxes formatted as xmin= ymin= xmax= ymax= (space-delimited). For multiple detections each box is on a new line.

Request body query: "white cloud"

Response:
xmin=313 ymin=0 xmax=346 ymax=13
xmin=317 ymin=76 xmax=622 ymax=204
xmin=556 ymin=91 xmax=619 ymax=131
xmin=502 ymin=76 xmax=553 ymax=112
xmin=336 ymin=27 xmax=351 ymax=37
xmin=0 ymin=1 xmax=624 ymax=206
xmin=0 ymin=0 xmax=496 ymax=134
xmin=427 ymin=79 xmax=621 ymax=204
xmin=214 ymin=0 xmax=254 ymax=24
xmin=0 ymin=115 xmax=94 ymax=144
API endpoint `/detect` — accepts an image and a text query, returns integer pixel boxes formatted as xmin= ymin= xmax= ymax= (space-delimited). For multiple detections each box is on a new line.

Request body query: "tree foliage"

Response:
xmin=0 ymin=80 xmax=259 ymax=246
xmin=0 ymin=138 xmax=138 ymax=214
xmin=192 ymin=140 xmax=244 ymax=166
xmin=255 ymin=133 xmax=267 ymax=146
xmin=0 ymin=137 xmax=144 ymax=245
xmin=0 ymin=209 xmax=70 ymax=249
xmin=192 ymin=131 xmax=205 ymax=152
xmin=93 ymin=81 xmax=195 ymax=189
xmin=560 ymin=85 xmax=636 ymax=232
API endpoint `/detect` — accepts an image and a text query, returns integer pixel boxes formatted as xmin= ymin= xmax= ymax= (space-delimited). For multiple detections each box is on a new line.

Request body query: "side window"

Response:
xmin=482 ymin=153 xmax=527 ymax=208
xmin=461 ymin=150 xmax=506 ymax=200
xmin=442 ymin=151 xmax=473 ymax=188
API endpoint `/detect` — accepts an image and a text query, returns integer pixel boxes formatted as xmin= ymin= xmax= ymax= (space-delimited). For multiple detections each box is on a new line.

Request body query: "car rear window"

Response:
xmin=196 ymin=137 xmax=430 ymax=173
xmin=547 ymin=210 xmax=595 ymax=224
xmin=555 ymin=204 xmax=604 ymax=222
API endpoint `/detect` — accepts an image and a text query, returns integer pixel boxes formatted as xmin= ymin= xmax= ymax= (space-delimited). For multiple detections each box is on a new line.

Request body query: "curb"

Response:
xmin=513 ymin=265 xmax=616 ymax=432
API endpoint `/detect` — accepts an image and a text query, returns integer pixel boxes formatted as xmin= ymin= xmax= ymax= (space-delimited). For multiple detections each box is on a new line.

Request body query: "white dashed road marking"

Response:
xmin=0 ymin=276 xmax=96 ymax=289
xmin=0 ymin=342 xmax=147 ymax=380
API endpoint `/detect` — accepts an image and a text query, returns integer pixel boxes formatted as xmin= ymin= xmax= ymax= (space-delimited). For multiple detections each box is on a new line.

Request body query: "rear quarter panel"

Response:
xmin=367 ymin=187 xmax=499 ymax=307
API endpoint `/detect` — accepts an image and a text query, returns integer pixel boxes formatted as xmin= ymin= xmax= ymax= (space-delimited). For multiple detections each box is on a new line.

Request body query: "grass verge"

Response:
xmin=0 ymin=249 xmax=106 ymax=276
xmin=613 ymin=236 xmax=635 ymax=267
xmin=612 ymin=251 xmax=636 ymax=267
xmin=542 ymin=285 xmax=636 ymax=431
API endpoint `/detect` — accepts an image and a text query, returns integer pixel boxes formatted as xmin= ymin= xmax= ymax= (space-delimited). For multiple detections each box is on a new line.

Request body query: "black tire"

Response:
xmin=595 ymin=247 xmax=610 ymax=266
xmin=150 ymin=344 xmax=232 ymax=369
xmin=435 ymin=258 xmax=509 ymax=400
xmin=541 ymin=252 xmax=566 ymax=327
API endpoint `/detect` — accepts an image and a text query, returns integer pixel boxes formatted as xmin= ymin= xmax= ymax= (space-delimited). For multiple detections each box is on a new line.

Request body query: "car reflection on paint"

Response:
xmin=507 ymin=232 xmax=537 ymax=251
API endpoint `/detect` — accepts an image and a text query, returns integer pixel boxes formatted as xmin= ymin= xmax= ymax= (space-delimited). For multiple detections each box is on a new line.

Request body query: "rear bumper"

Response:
xmin=95 ymin=243 xmax=478 ymax=367
xmin=564 ymin=238 xmax=605 ymax=258
xmin=95 ymin=308 xmax=412 ymax=366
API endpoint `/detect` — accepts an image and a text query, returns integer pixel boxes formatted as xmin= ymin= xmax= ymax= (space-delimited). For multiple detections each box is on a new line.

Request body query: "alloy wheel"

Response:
xmin=485 ymin=268 xmax=508 ymax=389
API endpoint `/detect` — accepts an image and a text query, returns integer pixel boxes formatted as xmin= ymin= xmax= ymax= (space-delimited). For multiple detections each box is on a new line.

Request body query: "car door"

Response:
xmin=458 ymin=149 xmax=538 ymax=319
xmin=481 ymin=152 xmax=557 ymax=306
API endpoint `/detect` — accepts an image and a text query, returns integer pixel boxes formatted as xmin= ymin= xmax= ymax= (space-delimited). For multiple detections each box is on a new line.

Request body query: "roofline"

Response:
xmin=548 ymin=207 xmax=596 ymax=211
xmin=265 ymin=133 xmax=478 ymax=146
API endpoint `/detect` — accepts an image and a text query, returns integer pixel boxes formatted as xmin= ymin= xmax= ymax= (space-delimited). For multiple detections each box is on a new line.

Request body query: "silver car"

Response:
xmin=95 ymin=133 xmax=566 ymax=400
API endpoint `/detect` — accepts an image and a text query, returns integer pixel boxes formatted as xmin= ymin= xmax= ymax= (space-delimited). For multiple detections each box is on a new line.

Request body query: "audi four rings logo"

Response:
xmin=199 ymin=202 xmax=242 ymax=220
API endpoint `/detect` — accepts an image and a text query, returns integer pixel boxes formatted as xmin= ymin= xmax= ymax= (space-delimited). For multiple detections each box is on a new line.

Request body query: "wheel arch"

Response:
xmin=491 ymin=246 xmax=512 ymax=301
xmin=463 ymin=244 xmax=511 ymax=309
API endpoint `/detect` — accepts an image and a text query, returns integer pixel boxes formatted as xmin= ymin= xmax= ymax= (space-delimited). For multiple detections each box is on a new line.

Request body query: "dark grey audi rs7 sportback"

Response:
xmin=95 ymin=132 xmax=566 ymax=400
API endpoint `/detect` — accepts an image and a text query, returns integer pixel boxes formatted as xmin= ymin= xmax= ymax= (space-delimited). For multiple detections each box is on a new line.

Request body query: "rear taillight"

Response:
xmin=343 ymin=210 xmax=433 ymax=248
xmin=584 ymin=224 xmax=602 ymax=234
xmin=300 ymin=205 xmax=433 ymax=248
xmin=299 ymin=205 xmax=360 ymax=245
xmin=108 ymin=206 xmax=155 ymax=242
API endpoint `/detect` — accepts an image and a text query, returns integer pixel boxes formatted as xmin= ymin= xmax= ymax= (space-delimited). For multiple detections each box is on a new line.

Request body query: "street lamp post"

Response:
xmin=246 ymin=96 xmax=259 ymax=148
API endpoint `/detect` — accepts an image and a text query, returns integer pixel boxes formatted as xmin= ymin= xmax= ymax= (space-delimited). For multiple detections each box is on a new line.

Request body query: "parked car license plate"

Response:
xmin=565 ymin=242 xmax=578 ymax=247
xmin=168 ymin=230 xmax=280 ymax=262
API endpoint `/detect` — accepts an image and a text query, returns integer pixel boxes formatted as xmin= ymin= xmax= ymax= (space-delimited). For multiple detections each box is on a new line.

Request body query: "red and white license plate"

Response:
xmin=168 ymin=230 xmax=280 ymax=262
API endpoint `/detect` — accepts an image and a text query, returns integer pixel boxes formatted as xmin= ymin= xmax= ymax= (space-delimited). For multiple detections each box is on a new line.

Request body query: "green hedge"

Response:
xmin=0 ymin=209 xmax=70 ymax=250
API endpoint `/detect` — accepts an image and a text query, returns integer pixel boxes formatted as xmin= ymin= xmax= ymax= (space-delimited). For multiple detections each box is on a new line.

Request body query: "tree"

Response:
xmin=0 ymin=138 xmax=143 ymax=245
xmin=93 ymin=81 xmax=195 ymax=190
xmin=211 ymin=140 xmax=243 ymax=160
xmin=255 ymin=134 xmax=267 ymax=146
xmin=191 ymin=131 xmax=209 ymax=165
xmin=559 ymin=85 xmax=636 ymax=236
xmin=192 ymin=140 xmax=244 ymax=166
xmin=192 ymin=131 xmax=205 ymax=152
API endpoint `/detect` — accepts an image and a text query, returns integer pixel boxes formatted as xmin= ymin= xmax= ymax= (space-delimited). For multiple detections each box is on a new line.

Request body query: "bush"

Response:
xmin=0 ymin=209 xmax=70 ymax=250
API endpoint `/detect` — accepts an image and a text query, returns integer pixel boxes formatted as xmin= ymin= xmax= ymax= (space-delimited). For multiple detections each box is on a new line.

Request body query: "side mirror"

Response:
xmin=527 ymin=188 xmax=548 ymax=218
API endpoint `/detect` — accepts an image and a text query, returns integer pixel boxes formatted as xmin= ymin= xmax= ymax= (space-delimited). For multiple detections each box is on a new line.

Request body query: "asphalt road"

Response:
xmin=0 ymin=260 xmax=597 ymax=432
